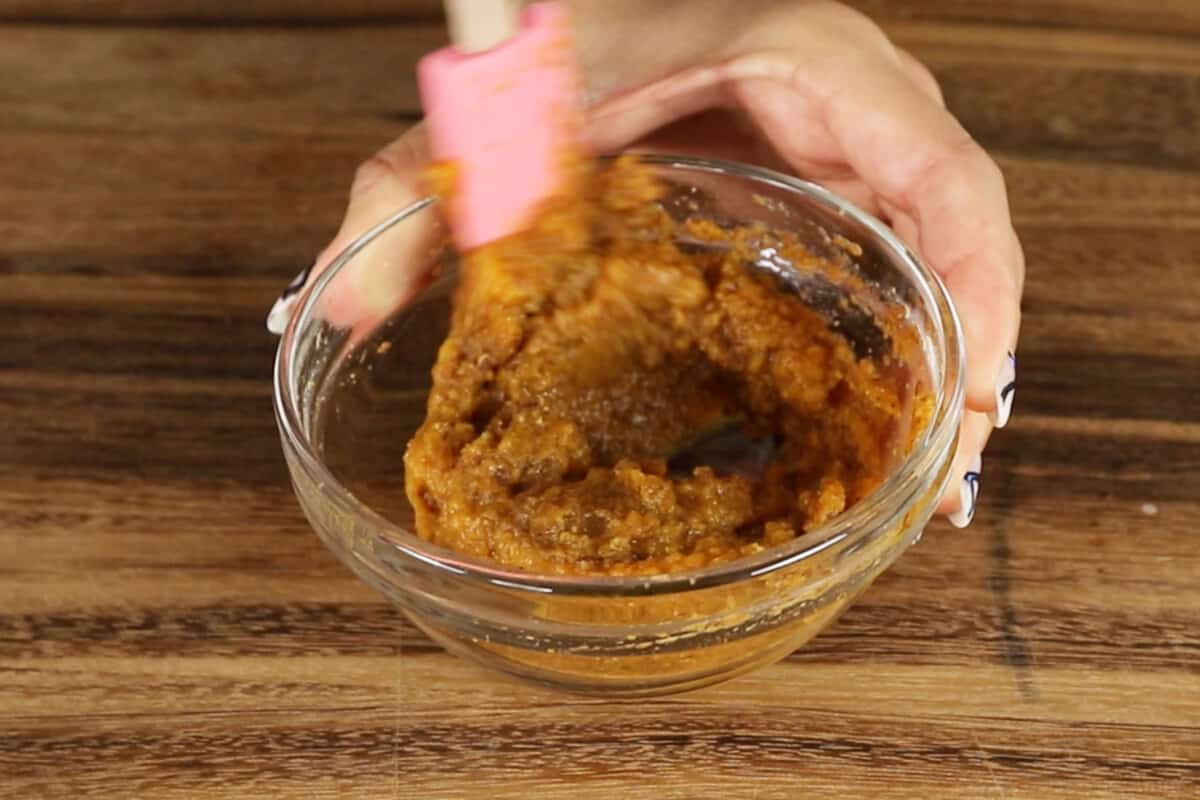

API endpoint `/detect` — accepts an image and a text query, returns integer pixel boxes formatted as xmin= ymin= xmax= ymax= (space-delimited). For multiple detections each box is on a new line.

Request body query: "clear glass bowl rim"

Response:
xmin=273 ymin=153 xmax=966 ymax=597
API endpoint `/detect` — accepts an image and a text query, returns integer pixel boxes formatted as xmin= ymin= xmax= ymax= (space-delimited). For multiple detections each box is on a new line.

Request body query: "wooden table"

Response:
xmin=2 ymin=2 xmax=1197 ymax=797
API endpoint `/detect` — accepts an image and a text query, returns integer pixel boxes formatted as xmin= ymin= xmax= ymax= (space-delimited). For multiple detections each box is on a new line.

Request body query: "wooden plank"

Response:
xmin=0 ymin=1 xmax=441 ymax=23
xmin=0 ymin=27 xmax=438 ymax=136
xmin=4 ymin=0 xmax=1199 ymax=38
xmin=881 ymin=23 xmax=1200 ymax=171
xmin=849 ymin=0 xmax=1200 ymax=37
xmin=1 ymin=669 xmax=1197 ymax=798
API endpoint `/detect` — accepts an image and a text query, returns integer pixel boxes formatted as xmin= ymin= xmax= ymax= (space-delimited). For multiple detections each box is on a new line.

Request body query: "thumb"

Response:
xmin=267 ymin=125 xmax=437 ymax=337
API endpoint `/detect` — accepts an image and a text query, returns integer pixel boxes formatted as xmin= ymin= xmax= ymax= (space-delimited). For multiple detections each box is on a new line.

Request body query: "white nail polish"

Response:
xmin=266 ymin=265 xmax=313 ymax=335
xmin=991 ymin=351 xmax=1016 ymax=429
xmin=948 ymin=453 xmax=982 ymax=529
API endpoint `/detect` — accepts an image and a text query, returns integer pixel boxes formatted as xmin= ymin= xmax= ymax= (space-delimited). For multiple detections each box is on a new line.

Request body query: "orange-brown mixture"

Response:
xmin=404 ymin=158 xmax=921 ymax=576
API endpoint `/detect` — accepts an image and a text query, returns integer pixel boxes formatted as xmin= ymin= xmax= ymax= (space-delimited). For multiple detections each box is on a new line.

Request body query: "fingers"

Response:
xmin=320 ymin=125 xmax=437 ymax=333
xmin=909 ymin=139 xmax=1022 ymax=417
xmin=937 ymin=410 xmax=993 ymax=525
xmin=799 ymin=54 xmax=1022 ymax=418
xmin=585 ymin=27 xmax=1021 ymax=528
xmin=795 ymin=51 xmax=1021 ymax=524
xmin=594 ymin=52 xmax=1022 ymax=414
xmin=267 ymin=125 xmax=438 ymax=339
xmin=696 ymin=32 xmax=1023 ymax=422
xmin=894 ymin=46 xmax=945 ymax=107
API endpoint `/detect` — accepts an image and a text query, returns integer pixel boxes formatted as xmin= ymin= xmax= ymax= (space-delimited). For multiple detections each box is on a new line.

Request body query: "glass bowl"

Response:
xmin=273 ymin=154 xmax=964 ymax=696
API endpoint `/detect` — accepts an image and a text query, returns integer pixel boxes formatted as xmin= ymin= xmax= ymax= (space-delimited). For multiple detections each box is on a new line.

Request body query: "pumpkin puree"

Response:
xmin=403 ymin=158 xmax=923 ymax=576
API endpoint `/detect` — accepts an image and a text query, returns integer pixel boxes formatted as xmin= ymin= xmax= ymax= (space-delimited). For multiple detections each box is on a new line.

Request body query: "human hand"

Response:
xmin=268 ymin=0 xmax=1022 ymax=526
xmin=577 ymin=0 xmax=1022 ymax=525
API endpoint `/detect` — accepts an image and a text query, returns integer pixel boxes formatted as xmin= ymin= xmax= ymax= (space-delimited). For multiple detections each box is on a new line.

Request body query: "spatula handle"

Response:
xmin=444 ymin=0 xmax=520 ymax=53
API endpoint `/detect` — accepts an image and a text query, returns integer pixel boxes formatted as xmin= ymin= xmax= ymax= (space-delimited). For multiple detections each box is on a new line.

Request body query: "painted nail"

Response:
xmin=992 ymin=351 xmax=1016 ymax=429
xmin=266 ymin=264 xmax=313 ymax=335
xmin=948 ymin=453 xmax=982 ymax=529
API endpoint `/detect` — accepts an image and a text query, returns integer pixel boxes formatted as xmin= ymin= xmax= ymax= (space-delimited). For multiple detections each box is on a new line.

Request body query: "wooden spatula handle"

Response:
xmin=444 ymin=0 xmax=520 ymax=53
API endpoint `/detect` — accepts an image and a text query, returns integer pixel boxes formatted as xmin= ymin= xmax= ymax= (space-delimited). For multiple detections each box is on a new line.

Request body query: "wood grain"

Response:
xmin=1 ymin=2 xmax=1198 ymax=798
xmin=850 ymin=0 xmax=1200 ymax=37
xmin=0 ymin=0 xmax=442 ymax=23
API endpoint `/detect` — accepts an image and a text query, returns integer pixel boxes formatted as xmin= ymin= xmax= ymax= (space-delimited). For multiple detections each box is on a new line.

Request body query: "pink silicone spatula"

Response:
xmin=417 ymin=0 xmax=582 ymax=251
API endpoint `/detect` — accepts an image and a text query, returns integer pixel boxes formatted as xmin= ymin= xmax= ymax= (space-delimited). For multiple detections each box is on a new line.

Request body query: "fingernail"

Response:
xmin=991 ymin=351 xmax=1016 ymax=429
xmin=948 ymin=453 xmax=982 ymax=529
xmin=266 ymin=264 xmax=313 ymax=335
